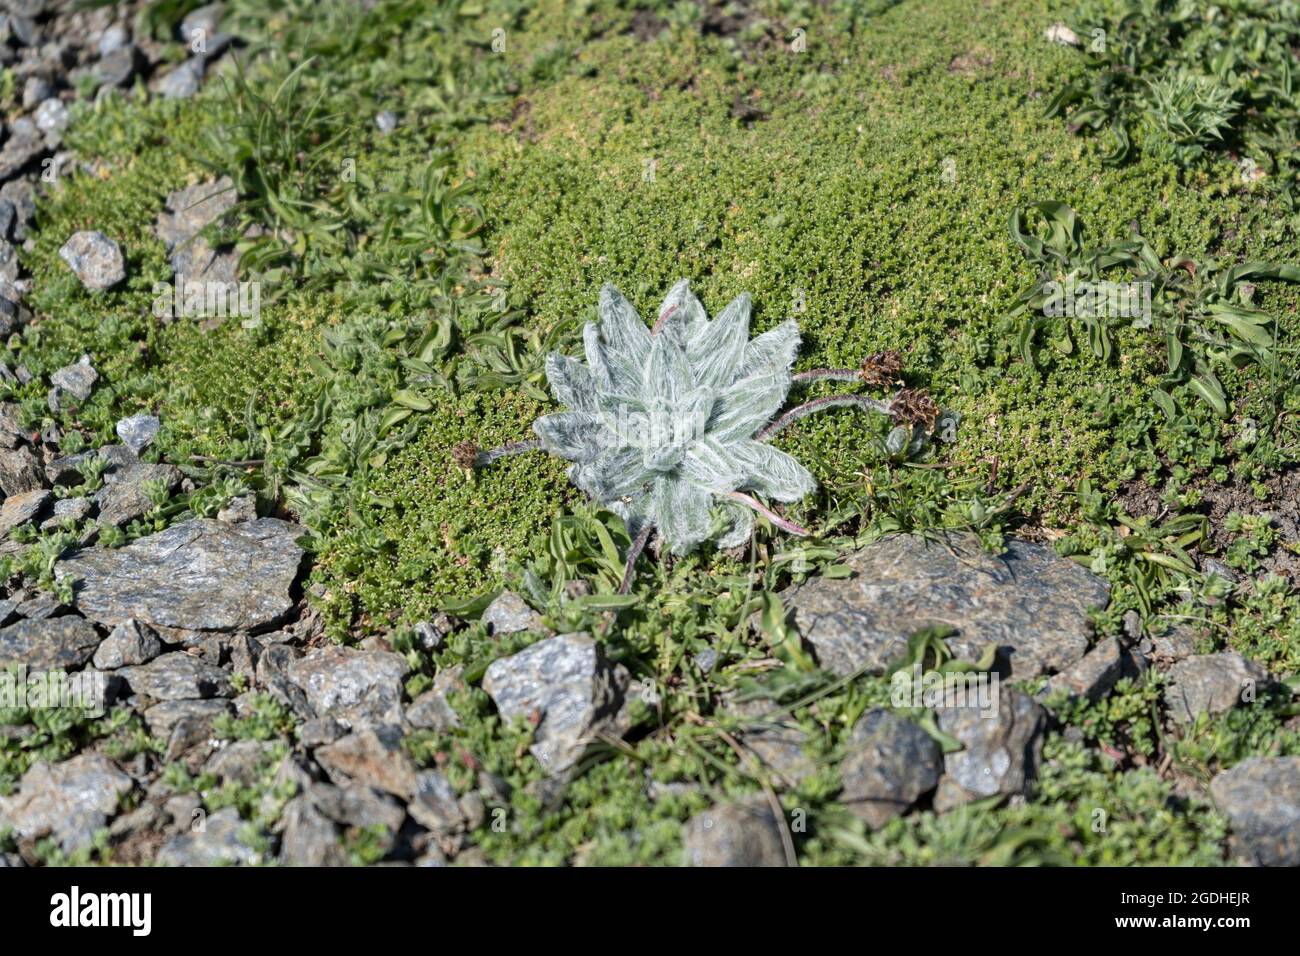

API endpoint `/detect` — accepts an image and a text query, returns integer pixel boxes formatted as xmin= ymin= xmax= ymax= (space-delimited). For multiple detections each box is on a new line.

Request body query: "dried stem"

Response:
xmin=475 ymin=439 xmax=542 ymax=467
xmin=617 ymin=522 xmax=654 ymax=595
xmin=725 ymin=490 xmax=811 ymax=537
xmin=791 ymin=368 xmax=861 ymax=384
xmin=755 ymin=393 xmax=894 ymax=441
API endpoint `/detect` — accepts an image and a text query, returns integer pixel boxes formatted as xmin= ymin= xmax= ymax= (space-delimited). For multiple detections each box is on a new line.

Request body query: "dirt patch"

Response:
xmin=1119 ymin=467 xmax=1300 ymax=580
xmin=628 ymin=8 xmax=669 ymax=42
xmin=948 ymin=48 xmax=996 ymax=74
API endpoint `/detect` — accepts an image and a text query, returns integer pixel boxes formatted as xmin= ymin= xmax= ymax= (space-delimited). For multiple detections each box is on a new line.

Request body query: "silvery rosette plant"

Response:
xmin=456 ymin=280 xmax=941 ymax=588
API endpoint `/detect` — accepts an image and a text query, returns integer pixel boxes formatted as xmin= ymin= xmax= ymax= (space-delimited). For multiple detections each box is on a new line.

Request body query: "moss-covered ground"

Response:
xmin=6 ymin=0 xmax=1300 ymax=864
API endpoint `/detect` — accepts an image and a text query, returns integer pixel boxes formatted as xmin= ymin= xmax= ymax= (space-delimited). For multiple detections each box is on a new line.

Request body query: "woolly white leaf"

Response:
xmin=732 ymin=440 xmax=817 ymax=501
xmin=687 ymin=293 xmax=750 ymax=389
xmin=715 ymin=500 xmax=755 ymax=550
xmin=597 ymin=283 xmax=651 ymax=365
xmin=682 ymin=435 xmax=744 ymax=492
xmin=532 ymin=412 xmax=607 ymax=462
xmin=656 ymin=279 xmax=708 ymax=337
xmin=545 ymin=353 xmax=598 ymax=413
xmin=652 ymin=475 xmax=712 ymax=555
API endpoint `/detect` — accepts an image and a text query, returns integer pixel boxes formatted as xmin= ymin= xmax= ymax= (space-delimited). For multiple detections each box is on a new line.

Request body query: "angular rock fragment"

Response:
xmin=315 ymin=726 xmax=418 ymax=800
xmin=776 ymin=533 xmax=1109 ymax=679
xmin=114 ymin=413 xmax=160 ymax=455
xmin=59 ymin=232 xmax=125 ymax=290
xmin=482 ymin=633 xmax=631 ymax=773
xmin=92 ymin=619 xmax=162 ymax=669
xmin=0 ymin=488 xmax=50 ymax=538
xmin=1164 ymin=652 xmax=1268 ymax=725
xmin=1210 ymin=757 xmax=1300 ymax=866
xmin=933 ymin=689 xmax=1045 ymax=811
xmin=839 ymin=708 xmax=942 ymax=827
xmin=683 ymin=798 xmax=788 ymax=867
xmin=59 ymin=518 xmax=303 ymax=631
xmin=0 ymin=754 xmax=133 ymax=853
xmin=0 ymin=615 xmax=100 ymax=669
xmin=285 ymin=645 xmax=407 ymax=729
xmin=156 ymin=806 xmax=263 ymax=866
xmin=117 ymin=652 xmax=234 ymax=701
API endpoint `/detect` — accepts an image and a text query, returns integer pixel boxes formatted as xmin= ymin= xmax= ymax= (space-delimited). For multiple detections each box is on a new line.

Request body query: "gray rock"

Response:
xmin=0 ymin=487 xmax=50 ymax=538
xmin=216 ymin=494 xmax=256 ymax=523
xmin=50 ymin=356 xmax=99 ymax=409
xmin=0 ymin=181 xmax=34 ymax=241
xmin=727 ymin=698 xmax=816 ymax=788
xmin=481 ymin=590 xmax=545 ymax=636
xmin=933 ymin=689 xmax=1045 ymax=812
xmin=279 ymin=795 xmax=346 ymax=866
xmin=59 ymin=232 xmax=124 ymax=290
xmin=285 ymin=645 xmax=407 ymax=729
xmin=683 ymin=798 xmax=788 ymax=867
xmin=408 ymin=769 xmax=465 ymax=834
xmin=1210 ymin=757 xmax=1300 ymax=867
xmin=203 ymin=740 xmax=276 ymax=785
xmin=0 ymin=445 xmax=44 ymax=495
xmin=156 ymin=176 xmax=237 ymax=283
xmin=315 ymin=725 xmax=418 ymax=800
xmin=98 ymin=24 xmax=130 ymax=57
xmin=0 ymin=402 xmax=22 ymax=447
xmin=255 ymin=642 xmax=310 ymax=716
xmin=775 ymin=533 xmax=1109 ymax=679
xmin=375 ymin=110 xmax=397 ymax=134
xmin=93 ymin=462 xmax=182 ymax=527
xmin=297 ymin=716 xmax=344 ymax=749
xmin=1150 ymin=624 xmax=1203 ymax=665
xmin=156 ymin=806 xmax=263 ymax=866
xmin=180 ymin=3 xmax=225 ymax=43
xmin=1164 ymin=652 xmax=1268 ymax=725
xmin=0 ymin=615 xmax=100 ymax=669
xmin=839 ymin=708 xmax=942 ymax=828
xmin=1042 ymin=637 xmax=1126 ymax=703
xmin=14 ymin=591 xmax=64 ymax=621
xmin=117 ymin=652 xmax=233 ymax=701
xmin=143 ymin=698 xmax=231 ymax=739
xmin=0 ymin=124 xmax=43 ymax=180
xmin=40 ymin=496 xmax=94 ymax=531
xmin=59 ymin=517 xmax=303 ymax=631
xmin=0 ymin=754 xmax=132 ymax=853
xmin=412 ymin=617 xmax=446 ymax=652
xmin=33 ymin=97 xmax=67 ymax=136
xmin=157 ymin=59 xmax=203 ymax=100
xmin=406 ymin=664 xmax=464 ymax=731
xmin=114 ymin=413 xmax=160 ymax=455
xmin=308 ymin=782 xmax=406 ymax=836
xmin=92 ymin=619 xmax=162 ymax=669
xmin=0 ymin=239 xmax=18 ymax=285
xmin=482 ymin=633 xmax=631 ymax=773
xmin=21 ymin=76 xmax=51 ymax=110
xmin=93 ymin=44 xmax=139 ymax=88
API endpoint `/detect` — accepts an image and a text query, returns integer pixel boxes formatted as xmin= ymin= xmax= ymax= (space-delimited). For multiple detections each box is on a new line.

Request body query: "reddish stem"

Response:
xmin=725 ymin=491 xmax=811 ymax=537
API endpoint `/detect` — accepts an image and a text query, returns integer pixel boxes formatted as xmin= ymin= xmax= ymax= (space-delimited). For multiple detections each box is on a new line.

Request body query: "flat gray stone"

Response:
xmin=143 ymin=698 xmax=232 ymax=739
xmin=777 ymin=533 xmax=1110 ymax=679
xmin=840 ymin=708 xmax=942 ymax=828
xmin=118 ymin=652 xmax=233 ymax=701
xmin=0 ymin=754 xmax=132 ymax=853
xmin=1210 ymin=757 xmax=1300 ymax=866
xmin=683 ymin=798 xmax=787 ymax=867
xmin=40 ymin=495 xmax=93 ymax=531
xmin=1042 ymin=637 xmax=1126 ymax=703
xmin=933 ymin=689 xmax=1045 ymax=812
xmin=92 ymin=619 xmax=162 ymax=669
xmin=0 ymin=615 xmax=100 ymax=669
xmin=481 ymin=590 xmax=545 ymax=636
xmin=0 ymin=488 xmax=50 ymax=538
xmin=482 ymin=633 xmax=631 ymax=774
xmin=156 ymin=806 xmax=263 ymax=866
xmin=406 ymin=664 xmax=464 ymax=731
xmin=0 ymin=445 xmax=44 ymax=495
xmin=59 ymin=232 xmax=124 ymax=290
xmin=315 ymin=726 xmax=418 ymax=800
xmin=59 ymin=517 xmax=303 ymax=632
xmin=279 ymin=795 xmax=346 ymax=866
xmin=408 ymin=769 xmax=466 ymax=834
xmin=156 ymin=176 xmax=237 ymax=282
xmin=1164 ymin=652 xmax=1268 ymax=725
xmin=285 ymin=646 xmax=408 ymax=729
xmin=93 ymin=462 xmax=182 ymax=527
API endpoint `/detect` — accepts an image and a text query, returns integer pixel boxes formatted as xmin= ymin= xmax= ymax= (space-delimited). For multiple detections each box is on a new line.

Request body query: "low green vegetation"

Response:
xmin=8 ymin=0 xmax=1300 ymax=864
